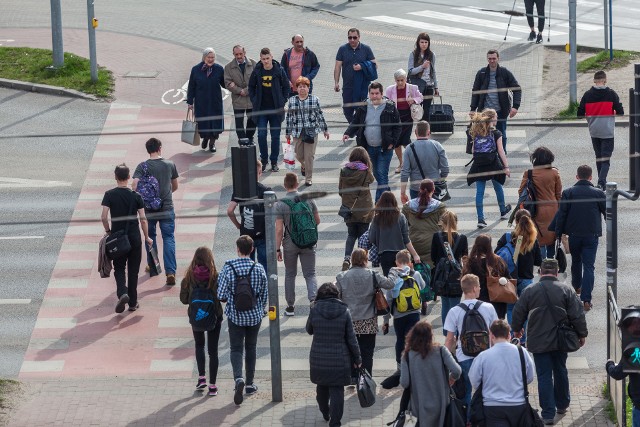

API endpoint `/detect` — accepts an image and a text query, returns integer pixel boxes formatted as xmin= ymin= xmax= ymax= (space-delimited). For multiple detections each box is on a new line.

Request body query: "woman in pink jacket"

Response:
xmin=385 ymin=69 xmax=423 ymax=174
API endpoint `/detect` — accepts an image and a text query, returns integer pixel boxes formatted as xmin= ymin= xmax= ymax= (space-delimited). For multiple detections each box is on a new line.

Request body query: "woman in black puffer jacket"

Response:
xmin=306 ymin=282 xmax=362 ymax=427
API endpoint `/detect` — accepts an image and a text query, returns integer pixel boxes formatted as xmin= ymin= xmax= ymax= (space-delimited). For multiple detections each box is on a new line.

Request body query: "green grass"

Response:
xmin=577 ymin=49 xmax=640 ymax=73
xmin=0 ymin=47 xmax=114 ymax=98
xmin=602 ymin=381 xmax=634 ymax=425
xmin=557 ymin=102 xmax=580 ymax=120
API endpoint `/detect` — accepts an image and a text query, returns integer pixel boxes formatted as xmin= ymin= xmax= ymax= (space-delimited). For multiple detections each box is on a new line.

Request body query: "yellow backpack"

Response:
xmin=394 ymin=275 xmax=421 ymax=313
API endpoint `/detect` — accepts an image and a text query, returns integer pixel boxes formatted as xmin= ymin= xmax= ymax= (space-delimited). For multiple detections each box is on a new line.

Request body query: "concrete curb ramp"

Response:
xmin=0 ymin=77 xmax=99 ymax=101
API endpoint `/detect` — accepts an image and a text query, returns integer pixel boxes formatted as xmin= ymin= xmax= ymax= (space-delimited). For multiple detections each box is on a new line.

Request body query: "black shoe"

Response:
xmin=234 ymin=378 xmax=245 ymax=405
xmin=381 ymin=372 xmax=401 ymax=389
xmin=201 ymin=137 xmax=208 ymax=150
xmin=477 ymin=219 xmax=487 ymax=229
xmin=320 ymin=409 xmax=330 ymax=421
xmin=115 ymin=294 xmax=130 ymax=313
xmin=271 ymin=163 xmax=279 ymax=172
xmin=209 ymin=142 xmax=216 ymax=153
xmin=261 ymin=161 xmax=268 ymax=172
xmin=301 ymin=167 xmax=306 ymax=177
xmin=528 ymin=31 xmax=536 ymax=41
xmin=500 ymin=204 xmax=512 ymax=219
xmin=536 ymin=33 xmax=543 ymax=44
xmin=556 ymin=407 xmax=568 ymax=415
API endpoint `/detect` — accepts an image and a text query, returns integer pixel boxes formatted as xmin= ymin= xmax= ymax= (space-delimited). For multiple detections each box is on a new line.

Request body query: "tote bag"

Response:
xmin=181 ymin=110 xmax=199 ymax=146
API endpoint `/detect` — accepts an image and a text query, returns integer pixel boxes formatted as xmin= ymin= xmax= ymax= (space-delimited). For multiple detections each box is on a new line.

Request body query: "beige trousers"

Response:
xmin=294 ymin=136 xmax=317 ymax=183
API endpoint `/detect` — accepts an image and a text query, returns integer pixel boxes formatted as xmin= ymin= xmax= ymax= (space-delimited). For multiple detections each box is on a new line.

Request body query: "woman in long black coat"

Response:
xmin=187 ymin=47 xmax=225 ymax=153
xmin=306 ymin=282 xmax=362 ymax=427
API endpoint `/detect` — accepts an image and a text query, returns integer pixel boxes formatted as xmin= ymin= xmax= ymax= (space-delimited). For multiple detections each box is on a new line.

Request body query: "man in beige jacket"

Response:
xmin=224 ymin=45 xmax=257 ymax=143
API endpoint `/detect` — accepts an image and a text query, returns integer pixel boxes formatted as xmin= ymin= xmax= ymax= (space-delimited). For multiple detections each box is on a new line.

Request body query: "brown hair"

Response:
xmin=512 ymin=212 xmax=537 ymax=253
xmin=236 ymin=235 xmax=254 ymax=256
xmin=490 ymin=319 xmax=511 ymax=339
xmin=416 ymin=179 xmax=435 ymax=219
xmin=114 ymin=163 xmax=129 ymax=181
xmin=415 ymin=120 xmax=430 ymax=137
xmin=594 ymin=70 xmax=606 ymax=81
xmin=351 ymin=248 xmax=368 ymax=267
xmin=368 ymin=81 xmax=384 ymax=94
xmin=577 ymin=165 xmax=592 ymax=180
xmin=295 ymin=76 xmax=310 ymax=88
xmin=260 ymin=47 xmax=271 ymax=56
xmin=469 ymin=109 xmax=494 ymax=139
xmin=403 ymin=319 xmax=437 ymax=359
xmin=395 ymin=249 xmax=412 ymax=266
xmin=347 ymin=28 xmax=360 ymax=36
xmin=372 ymin=191 xmax=400 ymax=229
xmin=316 ymin=282 xmax=340 ymax=300
xmin=283 ymin=172 xmax=298 ymax=190
xmin=487 ymin=49 xmax=500 ymax=58
xmin=182 ymin=246 xmax=218 ymax=291
xmin=462 ymin=234 xmax=506 ymax=277
xmin=348 ymin=146 xmax=372 ymax=170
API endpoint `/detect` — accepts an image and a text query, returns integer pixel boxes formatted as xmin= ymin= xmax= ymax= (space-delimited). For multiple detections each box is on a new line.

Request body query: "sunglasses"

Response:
xmin=348 ymin=36 xmax=358 ymax=40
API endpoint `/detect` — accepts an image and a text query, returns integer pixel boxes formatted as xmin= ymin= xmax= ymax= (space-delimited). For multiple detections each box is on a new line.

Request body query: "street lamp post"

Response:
xmin=569 ymin=0 xmax=577 ymax=104
xmin=86 ymin=0 xmax=98 ymax=82
xmin=50 ymin=0 xmax=64 ymax=68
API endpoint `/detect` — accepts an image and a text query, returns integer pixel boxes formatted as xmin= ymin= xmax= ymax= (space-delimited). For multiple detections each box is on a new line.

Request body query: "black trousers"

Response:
xmin=421 ymin=86 xmax=435 ymax=122
xmin=192 ymin=318 xmax=223 ymax=384
xmin=316 ymin=385 xmax=344 ymax=427
xmin=345 ymin=222 xmax=369 ymax=257
xmin=484 ymin=404 xmax=527 ymax=427
xmin=352 ymin=333 xmax=376 ymax=379
xmin=233 ymin=108 xmax=256 ymax=141
xmin=113 ymin=237 xmax=142 ymax=306
xmin=591 ymin=137 xmax=614 ymax=187
xmin=379 ymin=251 xmax=400 ymax=276
xmin=524 ymin=0 xmax=546 ymax=32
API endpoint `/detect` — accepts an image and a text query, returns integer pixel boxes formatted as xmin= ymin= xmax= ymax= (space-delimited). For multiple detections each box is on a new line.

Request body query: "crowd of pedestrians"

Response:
xmin=95 ymin=28 xmax=617 ymax=427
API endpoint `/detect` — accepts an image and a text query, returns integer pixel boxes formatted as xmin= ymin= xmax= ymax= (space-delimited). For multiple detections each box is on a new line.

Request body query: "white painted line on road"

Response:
xmin=0 ymin=236 xmax=45 ymax=240
xmin=0 ymin=177 xmax=72 ymax=188
xmin=364 ymin=16 xmax=519 ymax=41
xmin=0 ymin=299 xmax=31 ymax=304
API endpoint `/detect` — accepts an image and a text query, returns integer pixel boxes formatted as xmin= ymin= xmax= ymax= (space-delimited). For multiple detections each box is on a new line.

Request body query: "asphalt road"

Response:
xmin=0 ymin=88 xmax=109 ymax=377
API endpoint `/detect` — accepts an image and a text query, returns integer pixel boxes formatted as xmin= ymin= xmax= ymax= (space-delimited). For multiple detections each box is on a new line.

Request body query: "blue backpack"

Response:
xmin=137 ymin=161 xmax=163 ymax=212
xmin=496 ymin=232 xmax=517 ymax=277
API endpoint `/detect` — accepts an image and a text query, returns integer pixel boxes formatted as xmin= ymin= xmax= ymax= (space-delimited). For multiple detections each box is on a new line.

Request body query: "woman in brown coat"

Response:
xmin=519 ymin=146 xmax=562 ymax=258
xmin=339 ymin=147 xmax=376 ymax=271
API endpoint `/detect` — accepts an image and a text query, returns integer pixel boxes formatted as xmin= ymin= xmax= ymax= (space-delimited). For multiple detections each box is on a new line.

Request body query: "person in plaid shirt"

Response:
xmin=285 ymin=76 xmax=330 ymax=186
xmin=217 ymin=235 xmax=268 ymax=405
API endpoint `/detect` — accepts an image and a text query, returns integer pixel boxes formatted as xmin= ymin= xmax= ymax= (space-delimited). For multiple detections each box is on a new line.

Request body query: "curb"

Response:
xmin=0 ymin=78 xmax=99 ymax=101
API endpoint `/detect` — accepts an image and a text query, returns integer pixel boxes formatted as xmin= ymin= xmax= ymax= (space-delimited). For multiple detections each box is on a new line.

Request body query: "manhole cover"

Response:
xmin=123 ymin=71 xmax=159 ymax=78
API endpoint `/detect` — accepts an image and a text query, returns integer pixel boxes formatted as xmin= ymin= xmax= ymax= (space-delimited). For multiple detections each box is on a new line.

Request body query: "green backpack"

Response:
xmin=282 ymin=198 xmax=318 ymax=249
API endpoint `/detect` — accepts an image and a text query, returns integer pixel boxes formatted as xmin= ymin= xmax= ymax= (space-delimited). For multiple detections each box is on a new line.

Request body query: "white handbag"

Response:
xmin=410 ymin=104 xmax=424 ymax=122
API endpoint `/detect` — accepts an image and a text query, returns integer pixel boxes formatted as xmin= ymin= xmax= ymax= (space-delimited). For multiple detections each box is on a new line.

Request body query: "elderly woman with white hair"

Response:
xmin=187 ymin=47 xmax=226 ymax=153
xmin=385 ymin=69 xmax=423 ymax=174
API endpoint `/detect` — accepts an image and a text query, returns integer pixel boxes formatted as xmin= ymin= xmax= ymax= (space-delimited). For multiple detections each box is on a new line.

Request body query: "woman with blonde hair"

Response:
xmin=495 ymin=209 xmax=542 ymax=343
xmin=430 ymin=210 xmax=468 ymax=335
xmin=467 ymin=108 xmax=511 ymax=229
xmin=180 ymin=246 xmax=223 ymax=396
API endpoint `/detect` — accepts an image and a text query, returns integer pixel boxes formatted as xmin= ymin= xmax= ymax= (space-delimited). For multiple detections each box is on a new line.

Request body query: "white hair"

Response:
xmin=394 ymin=69 xmax=407 ymax=79
xmin=202 ymin=47 xmax=215 ymax=61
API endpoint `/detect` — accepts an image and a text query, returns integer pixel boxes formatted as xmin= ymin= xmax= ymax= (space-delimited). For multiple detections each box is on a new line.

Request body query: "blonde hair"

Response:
xmin=438 ymin=210 xmax=458 ymax=246
xmin=512 ymin=214 xmax=537 ymax=254
xmin=469 ymin=109 xmax=496 ymax=139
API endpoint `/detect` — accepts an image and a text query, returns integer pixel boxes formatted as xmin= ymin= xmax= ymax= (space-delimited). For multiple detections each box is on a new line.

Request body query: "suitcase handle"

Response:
xmin=425 ymin=94 xmax=443 ymax=103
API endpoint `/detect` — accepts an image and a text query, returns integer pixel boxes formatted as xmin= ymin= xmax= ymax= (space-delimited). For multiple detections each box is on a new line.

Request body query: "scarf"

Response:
xmin=201 ymin=62 xmax=213 ymax=78
xmin=193 ymin=265 xmax=210 ymax=282
xmin=345 ymin=161 xmax=369 ymax=171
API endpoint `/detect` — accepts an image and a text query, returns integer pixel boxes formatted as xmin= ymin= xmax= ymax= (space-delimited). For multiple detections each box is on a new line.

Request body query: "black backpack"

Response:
xmin=188 ymin=286 xmax=218 ymax=331
xmin=457 ymin=301 xmax=490 ymax=357
xmin=230 ymin=262 xmax=257 ymax=312
xmin=432 ymin=232 xmax=463 ymax=298
xmin=518 ymin=169 xmax=537 ymax=218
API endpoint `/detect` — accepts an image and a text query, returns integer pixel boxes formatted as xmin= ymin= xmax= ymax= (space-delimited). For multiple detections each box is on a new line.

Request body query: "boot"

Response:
xmin=381 ymin=363 xmax=401 ymax=389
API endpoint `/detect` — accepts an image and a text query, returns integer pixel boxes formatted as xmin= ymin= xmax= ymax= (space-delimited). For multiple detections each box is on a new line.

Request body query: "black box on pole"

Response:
xmin=231 ymin=145 xmax=258 ymax=200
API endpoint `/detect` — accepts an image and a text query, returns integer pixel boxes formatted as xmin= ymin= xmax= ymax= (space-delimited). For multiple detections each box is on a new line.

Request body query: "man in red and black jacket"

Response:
xmin=577 ymin=70 xmax=624 ymax=190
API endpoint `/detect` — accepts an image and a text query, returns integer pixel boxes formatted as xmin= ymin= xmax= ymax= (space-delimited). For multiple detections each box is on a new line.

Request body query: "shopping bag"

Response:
xmin=149 ymin=247 xmax=162 ymax=276
xmin=357 ymin=368 xmax=377 ymax=408
xmin=181 ymin=110 xmax=199 ymax=146
xmin=283 ymin=141 xmax=296 ymax=170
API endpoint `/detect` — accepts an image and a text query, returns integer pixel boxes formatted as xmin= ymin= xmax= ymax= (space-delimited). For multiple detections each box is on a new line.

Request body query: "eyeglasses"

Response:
xmin=348 ymin=36 xmax=358 ymax=40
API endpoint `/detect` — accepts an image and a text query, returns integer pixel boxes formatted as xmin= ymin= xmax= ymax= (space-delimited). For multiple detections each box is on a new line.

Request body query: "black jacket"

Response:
xmin=607 ymin=360 xmax=640 ymax=409
xmin=248 ymin=60 xmax=290 ymax=118
xmin=512 ymin=276 xmax=588 ymax=354
xmin=280 ymin=47 xmax=320 ymax=92
xmin=470 ymin=64 xmax=522 ymax=118
xmin=345 ymin=99 xmax=401 ymax=151
xmin=552 ymin=180 xmax=606 ymax=237
xmin=306 ymin=298 xmax=362 ymax=386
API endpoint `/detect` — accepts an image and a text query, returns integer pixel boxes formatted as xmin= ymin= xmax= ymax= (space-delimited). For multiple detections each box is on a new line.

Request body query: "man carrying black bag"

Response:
xmin=512 ymin=258 xmax=588 ymax=425
xmin=101 ymin=164 xmax=153 ymax=313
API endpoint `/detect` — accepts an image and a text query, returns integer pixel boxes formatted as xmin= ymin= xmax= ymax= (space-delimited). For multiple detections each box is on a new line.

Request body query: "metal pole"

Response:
xmin=609 ymin=0 xmax=613 ymax=62
xmin=264 ymin=191 xmax=282 ymax=403
xmin=86 ymin=0 xmax=98 ymax=82
xmin=605 ymin=182 xmax=618 ymax=300
xmin=634 ymin=64 xmax=640 ymax=193
xmin=569 ymin=0 xmax=577 ymax=104
xmin=603 ymin=0 xmax=609 ymax=50
xmin=50 ymin=0 xmax=64 ymax=68
xmin=630 ymin=87 xmax=636 ymax=192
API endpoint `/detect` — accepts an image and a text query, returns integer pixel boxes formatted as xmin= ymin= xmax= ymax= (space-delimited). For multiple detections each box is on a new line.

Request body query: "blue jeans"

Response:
xmin=507 ymin=278 xmax=533 ymax=342
xmin=256 ymin=113 xmax=281 ymax=165
xmin=533 ymin=351 xmax=570 ymax=420
xmin=459 ymin=358 xmax=474 ymax=409
xmin=634 ymin=406 xmax=640 ymax=427
xmin=393 ymin=313 xmax=420 ymax=363
xmin=496 ymin=113 xmax=508 ymax=153
xmin=250 ymin=238 xmax=267 ymax=276
xmin=568 ymin=235 xmax=598 ymax=302
xmin=441 ymin=296 xmax=461 ymax=336
xmin=146 ymin=209 xmax=176 ymax=275
xmin=475 ymin=179 xmax=506 ymax=221
xmin=366 ymin=146 xmax=393 ymax=202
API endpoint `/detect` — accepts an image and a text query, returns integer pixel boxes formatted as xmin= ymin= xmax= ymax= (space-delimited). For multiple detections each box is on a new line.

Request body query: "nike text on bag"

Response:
xmin=230 ymin=263 xmax=257 ymax=312
xmin=189 ymin=287 xmax=218 ymax=331
xmin=137 ymin=161 xmax=163 ymax=212
xmin=458 ymin=301 xmax=490 ymax=357
xmin=395 ymin=276 xmax=422 ymax=313
xmin=282 ymin=198 xmax=318 ymax=249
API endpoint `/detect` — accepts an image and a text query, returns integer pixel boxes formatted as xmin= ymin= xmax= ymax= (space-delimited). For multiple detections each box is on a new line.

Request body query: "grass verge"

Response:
xmin=577 ymin=49 xmax=640 ymax=73
xmin=0 ymin=47 xmax=114 ymax=98
xmin=602 ymin=381 xmax=634 ymax=425
xmin=557 ymin=102 xmax=580 ymax=120
xmin=0 ymin=379 xmax=20 ymax=425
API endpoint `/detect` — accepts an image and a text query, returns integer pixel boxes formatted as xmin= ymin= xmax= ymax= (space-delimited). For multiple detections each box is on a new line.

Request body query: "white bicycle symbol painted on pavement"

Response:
xmin=161 ymin=80 xmax=231 ymax=105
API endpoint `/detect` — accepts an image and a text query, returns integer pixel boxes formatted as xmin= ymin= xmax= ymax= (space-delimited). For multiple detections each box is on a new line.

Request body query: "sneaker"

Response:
xmin=261 ymin=161 xmax=268 ymax=172
xmin=285 ymin=306 xmax=295 ymax=316
xmin=271 ymin=163 xmax=279 ymax=172
xmin=196 ymin=377 xmax=207 ymax=390
xmin=342 ymin=258 xmax=351 ymax=271
xmin=234 ymin=378 xmax=245 ymax=405
xmin=304 ymin=181 xmax=312 ymax=187
xmin=128 ymin=303 xmax=140 ymax=312
xmin=556 ymin=407 xmax=568 ymax=415
xmin=209 ymin=142 xmax=216 ymax=153
xmin=500 ymin=204 xmax=512 ymax=219
xmin=477 ymin=219 xmax=487 ymax=229
xmin=543 ymin=419 xmax=555 ymax=425
xmin=536 ymin=33 xmax=543 ymax=44
xmin=527 ymin=30 xmax=536 ymax=41
xmin=583 ymin=301 xmax=593 ymax=312
xmin=115 ymin=294 xmax=130 ymax=313
xmin=245 ymin=383 xmax=258 ymax=395
xmin=166 ymin=274 xmax=176 ymax=286
xmin=208 ymin=384 xmax=218 ymax=396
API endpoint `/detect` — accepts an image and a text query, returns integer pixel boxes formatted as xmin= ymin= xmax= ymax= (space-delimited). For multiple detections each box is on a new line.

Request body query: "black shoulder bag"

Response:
xmin=540 ymin=284 xmax=580 ymax=353
xmin=409 ymin=143 xmax=451 ymax=202
xmin=517 ymin=345 xmax=545 ymax=426
xmin=387 ymin=353 xmax=417 ymax=426
xmin=105 ymin=191 xmax=136 ymax=260
xmin=442 ymin=347 xmax=467 ymax=427
xmin=339 ymin=171 xmax=368 ymax=221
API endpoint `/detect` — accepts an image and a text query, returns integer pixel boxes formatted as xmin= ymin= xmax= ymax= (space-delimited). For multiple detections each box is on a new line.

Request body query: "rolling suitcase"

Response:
xmin=429 ymin=95 xmax=455 ymax=134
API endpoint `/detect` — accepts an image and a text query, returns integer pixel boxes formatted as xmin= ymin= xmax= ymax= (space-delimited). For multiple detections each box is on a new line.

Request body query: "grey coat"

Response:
xmin=336 ymin=267 xmax=394 ymax=322
xmin=224 ymin=58 xmax=256 ymax=110
xmin=306 ymin=298 xmax=362 ymax=386
xmin=400 ymin=346 xmax=461 ymax=427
